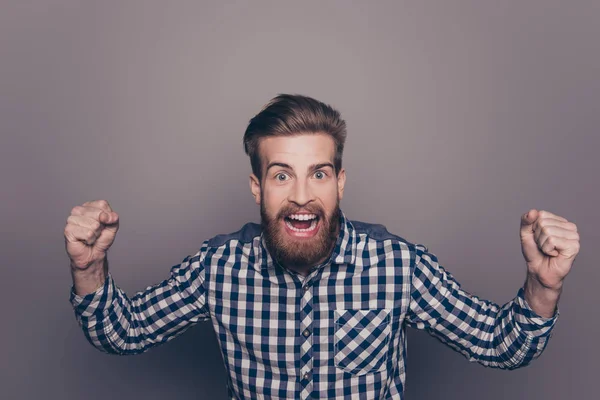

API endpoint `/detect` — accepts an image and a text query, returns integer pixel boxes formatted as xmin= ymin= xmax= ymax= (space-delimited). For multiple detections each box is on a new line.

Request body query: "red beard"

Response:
xmin=261 ymin=197 xmax=340 ymax=270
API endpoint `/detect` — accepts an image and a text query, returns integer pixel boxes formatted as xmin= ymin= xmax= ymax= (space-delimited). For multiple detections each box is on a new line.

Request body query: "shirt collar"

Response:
xmin=258 ymin=209 xmax=357 ymax=271
xmin=330 ymin=209 xmax=358 ymax=266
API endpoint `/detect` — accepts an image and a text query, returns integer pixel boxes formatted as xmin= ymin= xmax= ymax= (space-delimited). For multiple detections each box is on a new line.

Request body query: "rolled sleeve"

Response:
xmin=512 ymin=287 xmax=559 ymax=338
xmin=70 ymin=273 xmax=116 ymax=319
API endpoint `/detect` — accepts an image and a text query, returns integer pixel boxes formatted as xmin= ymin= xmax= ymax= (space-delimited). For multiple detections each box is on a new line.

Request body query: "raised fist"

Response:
xmin=64 ymin=200 xmax=120 ymax=270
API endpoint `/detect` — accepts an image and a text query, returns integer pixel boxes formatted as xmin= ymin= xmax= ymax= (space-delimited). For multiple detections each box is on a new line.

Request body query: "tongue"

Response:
xmin=290 ymin=219 xmax=312 ymax=229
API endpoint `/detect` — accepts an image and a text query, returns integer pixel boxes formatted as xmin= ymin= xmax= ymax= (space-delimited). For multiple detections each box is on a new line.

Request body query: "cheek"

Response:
xmin=315 ymin=185 xmax=339 ymax=208
xmin=262 ymin=187 xmax=288 ymax=212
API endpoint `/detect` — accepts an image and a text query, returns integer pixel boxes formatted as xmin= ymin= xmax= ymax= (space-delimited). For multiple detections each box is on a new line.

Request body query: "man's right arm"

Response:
xmin=69 ymin=248 xmax=211 ymax=355
xmin=65 ymin=200 xmax=211 ymax=355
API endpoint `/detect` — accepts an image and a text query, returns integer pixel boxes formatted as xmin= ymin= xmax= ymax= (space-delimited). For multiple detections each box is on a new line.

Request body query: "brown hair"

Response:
xmin=243 ymin=94 xmax=347 ymax=179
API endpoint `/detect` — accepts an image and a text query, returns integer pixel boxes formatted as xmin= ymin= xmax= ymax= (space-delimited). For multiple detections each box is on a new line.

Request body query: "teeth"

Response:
xmin=288 ymin=214 xmax=317 ymax=221
xmin=285 ymin=218 xmax=318 ymax=233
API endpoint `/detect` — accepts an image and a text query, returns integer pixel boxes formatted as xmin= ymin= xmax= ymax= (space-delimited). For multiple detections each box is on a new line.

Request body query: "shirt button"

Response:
xmin=302 ymin=329 xmax=310 ymax=337
xmin=303 ymin=372 xmax=310 ymax=380
xmin=303 ymin=285 xmax=310 ymax=292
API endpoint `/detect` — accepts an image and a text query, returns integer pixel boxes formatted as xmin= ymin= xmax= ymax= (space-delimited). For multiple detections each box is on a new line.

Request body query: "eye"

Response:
xmin=275 ymin=173 xmax=289 ymax=181
xmin=314 ymin=171 xmax=326 ymax=179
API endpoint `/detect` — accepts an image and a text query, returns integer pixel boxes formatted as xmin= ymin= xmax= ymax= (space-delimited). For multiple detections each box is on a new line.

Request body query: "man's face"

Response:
xmin=250 ymin=133 xmax=346 ymax=271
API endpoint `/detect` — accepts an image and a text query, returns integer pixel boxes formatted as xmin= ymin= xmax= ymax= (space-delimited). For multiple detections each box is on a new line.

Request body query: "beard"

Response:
xmin=261 ymin=196 xmax=341 ymax=270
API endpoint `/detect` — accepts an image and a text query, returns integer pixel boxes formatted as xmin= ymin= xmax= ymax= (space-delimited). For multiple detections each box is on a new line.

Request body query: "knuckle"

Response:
xmin=87 ymin=230 xmax=95 ymax=240
xmin=64 ymin=226 xmax=77 ymax=240
xmin=71 ymin=206 xmax=82 ymax=215
xmin=63 ymin=227 xmax=75 ymax=241
xmin=91 ymin=221 xmax=101 ymax=231
xmin=97 ymin=199 xmax=112 ymax=211
xmin=570 ymin=222 xmax=578 ymax=232
xmin=64 ymin=231 xmax=75 ymax=242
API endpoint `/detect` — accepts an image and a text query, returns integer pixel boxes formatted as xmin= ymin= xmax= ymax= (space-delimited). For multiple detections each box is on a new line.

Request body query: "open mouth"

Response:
xmin=284 ymin=213 xmax=320 ymax=236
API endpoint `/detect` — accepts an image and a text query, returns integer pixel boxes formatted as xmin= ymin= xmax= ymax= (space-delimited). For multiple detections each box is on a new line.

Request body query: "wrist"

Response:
xmin=523 ymin=275 xmax=562 ymax=318
xmin=71 ymin=258 xmax=108 ymax=296
xmin=526 ymin=271 xmax=564 ymax=293
xmin=70 ymin=253 xmax=106 ymax=270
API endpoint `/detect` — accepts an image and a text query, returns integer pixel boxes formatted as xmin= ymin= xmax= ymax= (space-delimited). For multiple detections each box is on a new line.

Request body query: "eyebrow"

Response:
xmin=266 ymin=162 xmax=292 ymax=172
xmin=310 ymin=162 xmax=335 ymax=172
xmin=265 ymin=162 xmax=335 ymax=173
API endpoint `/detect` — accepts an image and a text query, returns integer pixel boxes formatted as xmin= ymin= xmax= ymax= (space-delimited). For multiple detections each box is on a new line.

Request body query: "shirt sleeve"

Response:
xmin=404 ymin=243 xmax=559 ymax=370
xmin=69 ymin=242 xmax=211 ymax=355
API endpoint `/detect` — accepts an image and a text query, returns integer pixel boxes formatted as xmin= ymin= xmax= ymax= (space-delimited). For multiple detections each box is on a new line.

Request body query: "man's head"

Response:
xmin=244 ymin=94 xmax=347 ymax=272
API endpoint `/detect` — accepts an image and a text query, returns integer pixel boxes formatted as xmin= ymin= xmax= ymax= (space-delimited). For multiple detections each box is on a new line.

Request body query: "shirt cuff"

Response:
xmin=69 ymin=273 xmax=116 ymax=318
xmin=512 ymin=287 xmax=559 ymax=338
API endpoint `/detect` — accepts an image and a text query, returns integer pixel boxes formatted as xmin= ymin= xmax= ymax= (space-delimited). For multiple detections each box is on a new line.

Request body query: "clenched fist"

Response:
xmin=64 ymin=200 xmax=120 ymax=270
xmin=520 ymin=209 xmax=580 ymax=290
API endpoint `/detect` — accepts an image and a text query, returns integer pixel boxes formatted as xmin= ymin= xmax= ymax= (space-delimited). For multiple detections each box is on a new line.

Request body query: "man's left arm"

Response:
xmin=405 ymin=209 xmax=579 ymax=370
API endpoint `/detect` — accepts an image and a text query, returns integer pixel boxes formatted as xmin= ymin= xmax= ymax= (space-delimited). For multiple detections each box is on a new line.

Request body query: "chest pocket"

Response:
xmin=334 ymin=308 xmax=392 ymax=375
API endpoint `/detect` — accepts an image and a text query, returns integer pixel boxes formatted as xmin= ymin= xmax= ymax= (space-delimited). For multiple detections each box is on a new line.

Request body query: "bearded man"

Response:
xmin=66 ymin=94 xmax=580 ymax=400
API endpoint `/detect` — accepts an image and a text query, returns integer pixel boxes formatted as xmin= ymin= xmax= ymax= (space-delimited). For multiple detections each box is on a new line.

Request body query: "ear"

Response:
xmin=337 ymin=168 xmax=346 ymax=201
xmin=249 ymin=174 xmax=261 ymax=205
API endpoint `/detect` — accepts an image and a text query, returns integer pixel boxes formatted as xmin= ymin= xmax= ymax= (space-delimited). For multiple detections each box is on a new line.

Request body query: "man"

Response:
xmin=66 ymin=94 xmax=580 ymax=399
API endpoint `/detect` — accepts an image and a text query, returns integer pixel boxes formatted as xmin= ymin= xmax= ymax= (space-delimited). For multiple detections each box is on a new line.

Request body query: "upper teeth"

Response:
xmin=289 ymin=214 xmax=317 ymax=221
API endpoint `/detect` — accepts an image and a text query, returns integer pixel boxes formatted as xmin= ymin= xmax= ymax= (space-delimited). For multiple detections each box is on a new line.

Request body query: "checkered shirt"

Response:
xmin=70 ymin=210 xmax=559 ymax=399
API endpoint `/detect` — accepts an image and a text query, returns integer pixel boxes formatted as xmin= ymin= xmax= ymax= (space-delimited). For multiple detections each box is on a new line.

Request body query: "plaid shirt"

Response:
xmin=70 ymin=210 xmax=558 ymax=399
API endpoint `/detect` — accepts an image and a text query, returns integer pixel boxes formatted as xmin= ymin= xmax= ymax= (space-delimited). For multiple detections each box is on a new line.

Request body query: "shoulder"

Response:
xmin=349 ymin=219 xmax=428 ymax=253
xmin=188 ymin=223 xmax=262 ymax=272
xmin=206 ymin=222 xmax=262 ymax=248
xmin=350 ymin=219 xmax=407 ymax=243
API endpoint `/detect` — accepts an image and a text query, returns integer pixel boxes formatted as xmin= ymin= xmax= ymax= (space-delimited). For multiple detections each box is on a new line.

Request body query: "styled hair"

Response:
xmin=243 ymin=94 xmax=347 ymax=179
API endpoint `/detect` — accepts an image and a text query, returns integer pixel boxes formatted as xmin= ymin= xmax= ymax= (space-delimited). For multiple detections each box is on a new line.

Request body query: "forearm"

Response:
xmin=523 ymin=274 xmax=562 ymax=318
xmin=71 ymin=257 xmax=108 ymax=297
xmin=72 ymin=276 xmax=193 ymax=355
xmin=408 ymin=245 xmax=558 ymax=370
xmin=70 ymin=251 xmax=211 ymax=355
xmin=416 ymin=293 xmax=555 ymax=370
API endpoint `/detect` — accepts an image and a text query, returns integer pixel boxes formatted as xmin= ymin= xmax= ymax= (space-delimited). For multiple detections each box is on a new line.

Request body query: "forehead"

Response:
xmin=259 ymin=133 xmax=335 ymax=167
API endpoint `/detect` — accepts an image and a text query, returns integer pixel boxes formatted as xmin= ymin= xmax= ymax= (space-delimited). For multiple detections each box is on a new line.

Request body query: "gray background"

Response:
xmin=1 ymin=1 xmax=598 ymax=399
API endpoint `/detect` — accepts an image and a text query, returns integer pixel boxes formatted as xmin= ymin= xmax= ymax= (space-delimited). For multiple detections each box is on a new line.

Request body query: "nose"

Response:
xmin=288 ymin=178 xmax=314 ymax=206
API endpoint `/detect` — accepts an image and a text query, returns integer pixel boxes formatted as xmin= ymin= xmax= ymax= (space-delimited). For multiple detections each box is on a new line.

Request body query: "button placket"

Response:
xmin=299 ymin=278 xmax=314 ymax=397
